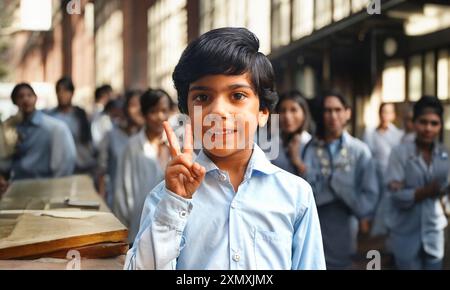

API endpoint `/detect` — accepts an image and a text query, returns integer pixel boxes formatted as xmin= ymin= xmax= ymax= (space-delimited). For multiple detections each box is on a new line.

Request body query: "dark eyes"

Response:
xmin=192 ymin=93 xmax=248 ymax=103
xmin=232 ymin=93 xmax=247 ymax=101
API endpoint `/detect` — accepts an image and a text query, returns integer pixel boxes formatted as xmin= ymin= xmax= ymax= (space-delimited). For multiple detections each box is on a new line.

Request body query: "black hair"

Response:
xmin=140 ymin=89 xmax=171 ymax=115
xmin=123 ymin=89 xmax=142 ymax=118
xmin=413 ymin=95 xmax=443 ymax=123
xmin=173 ymin=27 xmax=278 ymax=114
xmin=104 ymin=98 xmax=125 ymax=114
xmin=56 ymin=76 xmax=75 ymax=93
xmin=313 ymin=90 xmax=350 ymax=139
xmin=95 ymin=85 xmax=113 ymax=102
xmin=11 ymin=83 xmax=36 ymax=105
xmin=276 ymin=90 xmax=311 ymax=142
xmin=379 ymin=102 xmax=396 ymax=116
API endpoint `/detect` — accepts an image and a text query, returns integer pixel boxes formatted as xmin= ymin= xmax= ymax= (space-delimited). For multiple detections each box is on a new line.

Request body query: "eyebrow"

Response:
xmin=188 ymin=83 xmax=254 ymax=92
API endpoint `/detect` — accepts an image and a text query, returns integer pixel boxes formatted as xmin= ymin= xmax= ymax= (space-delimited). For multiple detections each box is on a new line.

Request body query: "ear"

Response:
xmin=345 ymin=108 xmax=352 ymax=122
xmin=258 ymin=108 xmax=270 ymax=127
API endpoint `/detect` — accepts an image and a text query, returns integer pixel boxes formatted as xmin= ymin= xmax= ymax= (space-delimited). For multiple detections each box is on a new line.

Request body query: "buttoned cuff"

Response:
xmin=153 ymin=188 xmax=194 ymax=231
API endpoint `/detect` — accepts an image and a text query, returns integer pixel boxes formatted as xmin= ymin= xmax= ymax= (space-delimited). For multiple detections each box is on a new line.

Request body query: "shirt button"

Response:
xmin=231 ymin=201 xmax=237 ymax=209
xmin=232 ymin=253 xmax=240 ymax=262
xmin=179 ymin=210 xmax=187 ymax=219
xmin=219 ymin=174 xmax=227 ymax=181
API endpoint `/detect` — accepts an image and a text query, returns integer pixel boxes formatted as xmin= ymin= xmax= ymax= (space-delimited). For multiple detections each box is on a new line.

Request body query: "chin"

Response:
xmin=204 ymin=146 xmax=251 ymax=159
xmin=206 ymin=147 xmax=237 ymax=157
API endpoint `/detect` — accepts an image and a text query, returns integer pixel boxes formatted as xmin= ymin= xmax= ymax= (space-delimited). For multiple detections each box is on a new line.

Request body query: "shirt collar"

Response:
xmin=312 ymin=131 xmax=348 ymax=148
xmin=194 ymin=143 xmax=280 ymax=176
xmin=138 ymin=129 xmax=156 ymax=158
xmin=27 ymin=110 xmax=44 ymax=126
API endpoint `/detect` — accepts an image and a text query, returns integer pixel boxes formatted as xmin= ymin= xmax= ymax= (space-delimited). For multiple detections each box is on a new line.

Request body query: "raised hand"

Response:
xmin=163 ymin=121 xmax=206 ymax=199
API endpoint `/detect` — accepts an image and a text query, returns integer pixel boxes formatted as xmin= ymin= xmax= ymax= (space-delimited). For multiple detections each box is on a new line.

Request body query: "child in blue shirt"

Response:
xmin=124 ymin=27 xmax=325 ymax=270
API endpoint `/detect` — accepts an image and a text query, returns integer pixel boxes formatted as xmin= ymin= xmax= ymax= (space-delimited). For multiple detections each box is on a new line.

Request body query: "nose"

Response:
xmin=158 ymin=111 xmax=168 ymax=122
xmin=208 ymin=95 xmax=232 ymax=119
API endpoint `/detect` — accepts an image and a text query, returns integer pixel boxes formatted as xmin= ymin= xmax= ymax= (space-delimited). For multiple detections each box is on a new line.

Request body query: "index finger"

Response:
xmin=163 ymin=121 xmax=181 ymax=157
xmin=183 ymin=123 xmax=194 ymax=155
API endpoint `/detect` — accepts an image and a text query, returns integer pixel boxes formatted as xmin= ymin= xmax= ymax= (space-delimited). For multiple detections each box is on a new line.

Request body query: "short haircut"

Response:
xmin=314 ymin=90 xmax=350 ymax=138
xmin=140 ymin=88 xmax=171 ymax=115
xmin=173 ymin=27 xmax=278 ymax=114
xmin=104 ymin=98 xmax=125 ymax=114
xmin=276 ymin=90 xmax=311 ymax=135
xmin=56 ymin=76 xmax=75 ymax=93
xmin=11 ymin=83 xmax=36 ymax=105
xmin=95 ymin=85 xmax=113 ymax=102
xmin=413 ymin=95 xmax=443 ymax=122
xmin=123 ymin=89 xmax=142 ymax=117
xmin=379 ymin=102 xmax=395 ymax=116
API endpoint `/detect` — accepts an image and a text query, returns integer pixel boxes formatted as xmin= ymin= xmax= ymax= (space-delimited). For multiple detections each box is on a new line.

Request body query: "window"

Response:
xmin=352 ymin=0 xmax=367 ymax=13
xmin=444 ymin=105 xmax=450 ymax=148
xmin=295 ymin=66 xmax=315 ymax=99
xmin=333 ymin=0 xmax=350 ymax=22
xmin=437 ymin=49 xmax=449 ymax=100
xmin=292 ymin=0 xmax=314 ymax=40
xmin=382 ymin=59 xmax=405 ymax=102
xmin=408 ymin=55 xmax=422 ymax=102
xmin=148 ymin=0 xmax=187 ymax=97
xmin=424 ymin=51 xmax=436 ymax=96
xmin=96 ymin=9 xmax=124 ymax=90
xmin=272 ymin=0 xmax=291 ymax=49
xmin=199 ymin=0 xmax=271 ymax=54
xmin=315 ymin=0 xmax=332 ymax=30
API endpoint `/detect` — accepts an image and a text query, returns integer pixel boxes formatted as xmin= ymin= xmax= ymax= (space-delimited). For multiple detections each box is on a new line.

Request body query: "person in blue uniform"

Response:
xmin=301 ymin=91 xmax=379 ymax=269
xmin=271 ymin=90 xmax=312 ymax=175
xmin=385 ymin=96 xmax=449 ymax=270
xmin=0 ymin=83 xmax=76 ymax=180
xmin=48 ymin=77 xmax=96 ymax=175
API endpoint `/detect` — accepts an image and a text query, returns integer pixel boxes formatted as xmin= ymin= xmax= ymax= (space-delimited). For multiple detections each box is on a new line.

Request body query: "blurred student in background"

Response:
xmin=272 ymin=90 xmax=312 ymax=175
xmin=114 ymin=89 xmax=171 ymax=242
xmin=0 ymin=83 xmax=75 ymax=181
xmin=385 ymin=96 xmax=449 ymax=270
xmin=301 ymin=91 xmax=379 ymax=269
xmin=91 ymin=84 xmax=114 ymax=149
xmin=362 ymin=103 xmax=403 ymax=236
xmin=97 ymin=90 xmax=145 ymax=207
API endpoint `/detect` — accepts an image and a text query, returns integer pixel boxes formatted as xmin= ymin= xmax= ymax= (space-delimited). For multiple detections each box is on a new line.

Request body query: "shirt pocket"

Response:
xmin=253 ymin=229 xmax=292 ymax=270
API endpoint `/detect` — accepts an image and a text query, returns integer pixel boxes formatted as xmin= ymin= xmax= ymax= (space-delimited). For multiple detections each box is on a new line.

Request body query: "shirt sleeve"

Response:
xmin=291 ymin=183 xmax=326 ymax=270
xmin=97 ymin=132 xmax=110 ymax=174
xmin=385 ymin=147 xmax=415 ymax=209
xmin=124 ymin=185 xmax=193 ymax=270
xmin=50 ymin=122 xmax=76 ymax=177
xmin=113 ymin=145 xmax=133 ymax=226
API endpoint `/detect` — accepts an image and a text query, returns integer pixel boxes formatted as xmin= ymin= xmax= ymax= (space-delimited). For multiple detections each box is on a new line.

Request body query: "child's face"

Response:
xmin=279 ymin=99 xmax=305 ymax=134
xmin=187 ymin=73 xmax=269 ymax=158
xmin=414 ymin=112 xmax=441 ymax=145
xmin=15 ymin=87 xmax=37 ymax=115
xmin=145 ymin=96 xmax=170 ymax=136
xmin=56 ymin=86 xmax=73 ymax=107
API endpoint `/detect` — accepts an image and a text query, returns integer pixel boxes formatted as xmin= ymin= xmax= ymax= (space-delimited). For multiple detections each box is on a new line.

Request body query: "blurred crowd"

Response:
xmin=0 ymin=75 xmax=449 ymax=270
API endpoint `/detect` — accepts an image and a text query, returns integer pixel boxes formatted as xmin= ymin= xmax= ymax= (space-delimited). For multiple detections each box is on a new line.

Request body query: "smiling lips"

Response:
xmin=210 ymin=129 xmax=236 ymax=136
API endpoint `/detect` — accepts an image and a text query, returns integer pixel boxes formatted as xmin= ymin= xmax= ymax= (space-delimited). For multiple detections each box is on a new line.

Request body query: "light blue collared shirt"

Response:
xmin=302 ymin=132 xmax=379 ymax=269
xmin=9 ymin=110 xmax=76 ymax=180
xmin=124 ymin=144 xmax=325 ymax=270
xmin=385 ymin=141 xmax=449 ymax=266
